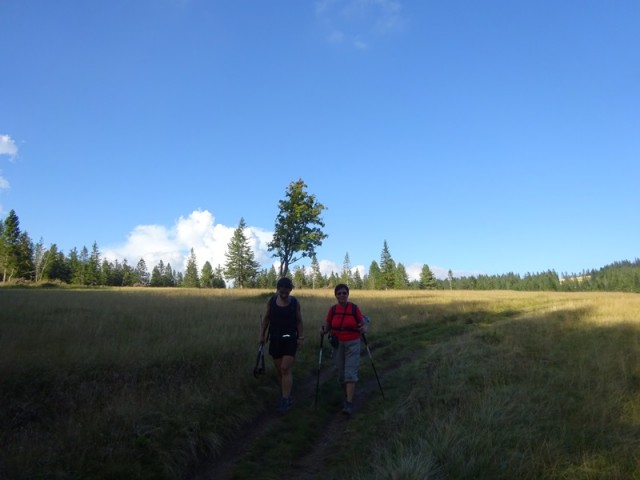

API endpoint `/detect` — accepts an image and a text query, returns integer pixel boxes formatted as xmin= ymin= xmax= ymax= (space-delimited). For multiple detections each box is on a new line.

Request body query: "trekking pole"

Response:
xmin=254 ymin=314 xmax=266 ymax=378
xmin=362 ymin=333 xmax=384 ymax=399
xmin=253 ymin=343 xmax=265 ymax=378
xmin=315 ymin=332 xmax=324 ymax=407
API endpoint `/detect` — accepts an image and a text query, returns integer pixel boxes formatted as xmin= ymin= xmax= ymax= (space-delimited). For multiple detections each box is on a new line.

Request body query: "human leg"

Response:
xmin=279 ymin=355 xmax=295 ymax=398
xmin=341 ymin=339 xmax=361 ymax=416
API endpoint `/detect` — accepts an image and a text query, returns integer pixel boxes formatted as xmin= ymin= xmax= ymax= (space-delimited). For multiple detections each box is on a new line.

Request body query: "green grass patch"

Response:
xmin=2 ymin=288 xmax=640 ymax=479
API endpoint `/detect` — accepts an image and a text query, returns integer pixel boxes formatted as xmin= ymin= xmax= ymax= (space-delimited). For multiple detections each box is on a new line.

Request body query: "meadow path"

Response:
xmin=191 ymin=345 xmax=396 ymax=480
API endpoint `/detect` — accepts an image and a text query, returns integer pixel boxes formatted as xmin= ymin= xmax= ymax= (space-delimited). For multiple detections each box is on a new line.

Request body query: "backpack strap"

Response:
xmin=331 ymin=302 xmax=358 ymax=317
xmin=331 ymin=302 xmax=360 ymax=332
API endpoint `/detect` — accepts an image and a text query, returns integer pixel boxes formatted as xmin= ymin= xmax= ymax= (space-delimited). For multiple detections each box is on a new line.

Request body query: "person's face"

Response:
xmin=278 ymin=287 xmax=292 ymax=300
xmin=335 ymin=289 xmax=349 ymax=304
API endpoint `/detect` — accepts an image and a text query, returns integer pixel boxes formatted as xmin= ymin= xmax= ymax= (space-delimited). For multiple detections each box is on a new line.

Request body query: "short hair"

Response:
xmin=334 ymin=283 xmax=349 ymax=295
xmin=277 ymin=277 xmax=294 ymax=290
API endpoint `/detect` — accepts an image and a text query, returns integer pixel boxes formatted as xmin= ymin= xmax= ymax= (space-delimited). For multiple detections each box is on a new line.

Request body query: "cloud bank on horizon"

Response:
xmin=101 ymin=209 xmax=453 ymax=282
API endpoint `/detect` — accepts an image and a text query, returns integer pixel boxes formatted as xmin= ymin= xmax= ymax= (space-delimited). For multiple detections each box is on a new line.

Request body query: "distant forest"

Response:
xmin=1 ymin=209 xmax=639 ymax=292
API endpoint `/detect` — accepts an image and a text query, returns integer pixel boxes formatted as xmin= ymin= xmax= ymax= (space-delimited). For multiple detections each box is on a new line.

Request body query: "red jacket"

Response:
xmin=325 ymin=302 xmax=364 ymax=342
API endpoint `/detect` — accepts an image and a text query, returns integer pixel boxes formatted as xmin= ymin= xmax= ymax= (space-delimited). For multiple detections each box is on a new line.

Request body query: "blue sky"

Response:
xmin=1 ymin=0 xmax=638 ymax=280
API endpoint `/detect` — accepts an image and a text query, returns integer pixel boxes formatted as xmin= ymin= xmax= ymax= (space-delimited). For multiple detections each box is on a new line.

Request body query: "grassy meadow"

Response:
xmin=1 ymin=287 xmax=640 ymax=479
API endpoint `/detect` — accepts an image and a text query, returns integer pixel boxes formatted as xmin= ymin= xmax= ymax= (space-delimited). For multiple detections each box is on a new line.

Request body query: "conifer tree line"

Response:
xmin=2 ymin=178 xmax=639 ymax=292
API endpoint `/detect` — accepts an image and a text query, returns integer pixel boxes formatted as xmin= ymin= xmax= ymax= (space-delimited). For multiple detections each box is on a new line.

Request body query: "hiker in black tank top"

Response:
xmin=259 ymin=277 xmax=304 ymax=415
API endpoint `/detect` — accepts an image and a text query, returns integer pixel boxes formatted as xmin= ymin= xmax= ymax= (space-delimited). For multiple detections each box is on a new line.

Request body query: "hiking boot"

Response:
xmin=277 ymin=397 xmax=293 ymax=415
xmin=341 ymin=401 xmax=353 ymax=416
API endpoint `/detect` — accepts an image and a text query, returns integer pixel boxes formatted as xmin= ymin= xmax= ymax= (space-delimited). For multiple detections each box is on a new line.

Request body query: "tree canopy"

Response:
xmin=268 ymin=179 xmax=327 ymax=278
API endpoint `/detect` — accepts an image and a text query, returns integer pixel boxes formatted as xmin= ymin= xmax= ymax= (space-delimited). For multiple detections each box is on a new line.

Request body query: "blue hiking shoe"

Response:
xmin=277 ymin=397 xmax=293 ymax=415
xmin=342 ymin=401 xmax=353 ymax=416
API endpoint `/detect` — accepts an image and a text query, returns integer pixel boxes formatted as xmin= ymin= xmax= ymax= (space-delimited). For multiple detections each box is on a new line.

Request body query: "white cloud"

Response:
xmin=405 ymin=263 xmax=480 ymax=281
xmin=0 ymin=135 xmax=18 ymax=158
xmin=0 ymin=135 xmax=18 ymax=194
xmin=102 ymin=209 xmax=455 ymax=284
xmin=315 ymin=0 xmax=404 ymax=48
xmin=319 ymin=259 xmax=340 ymax=276
xmin=103 ymin=209 xmax=273 ymax=273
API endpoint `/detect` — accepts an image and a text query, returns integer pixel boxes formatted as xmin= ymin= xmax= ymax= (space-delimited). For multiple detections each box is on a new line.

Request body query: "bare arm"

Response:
xmin=296 ymin=300 xmax=304 ymax=344
xmin=259 ymin=302 xmax=270 ymax=344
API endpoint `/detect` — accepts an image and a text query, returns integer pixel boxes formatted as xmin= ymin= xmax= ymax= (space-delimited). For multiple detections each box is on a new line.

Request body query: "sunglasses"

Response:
xmin=336 ymin=291 xmax=348 ymax=296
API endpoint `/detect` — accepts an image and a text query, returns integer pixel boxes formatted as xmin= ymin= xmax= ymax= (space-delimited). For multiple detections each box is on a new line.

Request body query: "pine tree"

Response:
xmin=418 ymin=264 xmax=436 ymax=289
xmin=379 ymin=241 xmax=396 ymax=290
xmin=17 ymin=231 xmax=34 ymax=281
xmin=150 ymin=265 xmax=163 ymax=287
xmin=224 ymin=217 xmax=260 ymax=288
xmin=395 ymin=263 xmax=409 ymax=289
xmin=341 ymin=252 xmax=352 ymax=285
xmin=367 ymin=261 xmax=382 ymax=290
xmin=135 ymin=258 xmax=150 ymax=286
xmin=201 ymin=261 xmax=214 ymax=288
xmin=213 ymin=265 xmax=226 ymax=288
xmin=352 ymin=269 xmax=364 ymax=289
xmin=45 ymin=245 xmax=69 ymax=282
xmin=294 ymin=266 xmax=309 ymax=288
xmin=183 ymin=248 xmax=200 ymax=288
xmin=310 ymin=254 xmax=323 ymax=289
xmin=164 ymin=263 xmax=176 ymax=286
xmin=1 ymin=209 xmax=21 ymax=281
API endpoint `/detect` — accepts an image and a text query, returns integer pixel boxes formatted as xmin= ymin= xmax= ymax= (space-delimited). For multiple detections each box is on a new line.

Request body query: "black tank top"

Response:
xmin=268 ymin=295 xmax=298 ymax=337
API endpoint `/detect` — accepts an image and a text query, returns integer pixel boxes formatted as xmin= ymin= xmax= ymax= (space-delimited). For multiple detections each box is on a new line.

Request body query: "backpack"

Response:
xmin=331 ymin=302 xmax=357 ymax=321
xmin=328 ymin=303 xmax=370 ymax=349
xmin=330 ymin=302 xmax=370 ymax=332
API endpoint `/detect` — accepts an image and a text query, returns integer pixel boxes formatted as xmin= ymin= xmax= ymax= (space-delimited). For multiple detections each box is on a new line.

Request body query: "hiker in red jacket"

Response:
xmin=320 ymin=283 xmax=367 ymax=416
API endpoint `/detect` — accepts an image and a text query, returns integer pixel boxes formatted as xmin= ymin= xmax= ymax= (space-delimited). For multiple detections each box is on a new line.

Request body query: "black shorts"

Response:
xmin=269 ymin=334 xmax=298 ymax=359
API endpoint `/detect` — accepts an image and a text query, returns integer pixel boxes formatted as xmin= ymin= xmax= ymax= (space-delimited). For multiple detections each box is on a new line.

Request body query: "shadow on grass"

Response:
xmin=3 ymin=291 xmax=639 ymax=480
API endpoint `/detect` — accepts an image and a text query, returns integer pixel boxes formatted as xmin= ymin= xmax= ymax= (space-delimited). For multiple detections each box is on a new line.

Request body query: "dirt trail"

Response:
xmin=284 ymin=375 xmax=384 ymax=480
xmin=191 ymin=359 xmax=339 ymax=480
xmin=191 ymin=344 xmax=407 ymax=480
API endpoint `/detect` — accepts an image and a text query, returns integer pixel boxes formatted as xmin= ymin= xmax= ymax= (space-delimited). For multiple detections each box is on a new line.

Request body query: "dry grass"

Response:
xmin=1 ymin=288 xmax=639 ymax=479
xmin=337 ymin=291 xmax=640 ymax=479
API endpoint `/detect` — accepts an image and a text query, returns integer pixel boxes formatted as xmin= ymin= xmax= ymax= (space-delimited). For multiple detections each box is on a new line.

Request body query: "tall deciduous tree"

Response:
xmin=224 ymin=217 xmax=260 ymax=288
xmin=268 ymin=179 xmax=327 ymax=278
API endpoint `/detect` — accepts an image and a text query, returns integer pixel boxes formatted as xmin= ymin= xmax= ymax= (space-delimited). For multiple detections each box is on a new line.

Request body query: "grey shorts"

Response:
xmin=336 ymin=338 xmax=361 ymax=383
